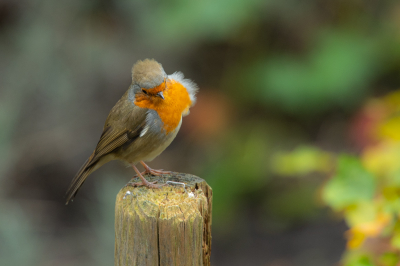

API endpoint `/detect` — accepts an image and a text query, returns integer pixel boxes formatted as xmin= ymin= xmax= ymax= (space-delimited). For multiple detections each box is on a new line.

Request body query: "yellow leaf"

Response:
xmin=382 ymin=90 xmax=400 ymax=113
xmin=346 ymin=228 xmax=367 ymax=249
xmin=362 ymin=141 xmax=400 ymax=177
xmin=346 ymin=211 xmax=391 ymax=249
xmin=378 ymin=116 xmax=400 ymax=141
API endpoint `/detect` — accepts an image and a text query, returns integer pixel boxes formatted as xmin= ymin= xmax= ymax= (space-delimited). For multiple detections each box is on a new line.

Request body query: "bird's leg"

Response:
xmin=140 ymin=161 xmax=172 ymax=176
xmin=128 ymin=164 xmax=163 ymax=188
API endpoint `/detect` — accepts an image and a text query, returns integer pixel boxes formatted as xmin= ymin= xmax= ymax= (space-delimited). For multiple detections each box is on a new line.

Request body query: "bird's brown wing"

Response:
xmin=65 ymin=103 xmax=148 ymax=204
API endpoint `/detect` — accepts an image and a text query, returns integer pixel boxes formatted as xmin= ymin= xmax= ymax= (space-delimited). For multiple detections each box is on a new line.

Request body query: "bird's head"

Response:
xmin=130 ymin=59 xmax=198 ymax=109
xmin=131 ymin=59 xmax=167 ymax=100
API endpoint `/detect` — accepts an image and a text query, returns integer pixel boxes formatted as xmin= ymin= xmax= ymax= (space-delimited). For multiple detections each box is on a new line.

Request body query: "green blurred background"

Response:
xmin=1 ymin=0 xmax=400 ymax=265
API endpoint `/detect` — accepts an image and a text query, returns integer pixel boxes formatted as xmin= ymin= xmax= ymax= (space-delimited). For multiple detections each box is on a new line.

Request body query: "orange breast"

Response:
xmin=134 ymin=79 xmax=192 ymax=134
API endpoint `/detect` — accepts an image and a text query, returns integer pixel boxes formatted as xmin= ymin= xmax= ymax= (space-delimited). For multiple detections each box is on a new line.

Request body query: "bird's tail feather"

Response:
xmin=65 ymin=154 xmax=96 ymax=205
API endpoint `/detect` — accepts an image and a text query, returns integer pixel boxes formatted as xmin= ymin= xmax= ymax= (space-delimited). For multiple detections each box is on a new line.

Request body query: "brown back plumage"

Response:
xmin=65 ymin=92 xmax=148 ymax=204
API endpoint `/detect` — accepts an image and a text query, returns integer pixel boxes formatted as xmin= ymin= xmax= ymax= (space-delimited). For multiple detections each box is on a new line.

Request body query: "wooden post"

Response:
xmin=114 ymin=173 xmax=212 ymax=266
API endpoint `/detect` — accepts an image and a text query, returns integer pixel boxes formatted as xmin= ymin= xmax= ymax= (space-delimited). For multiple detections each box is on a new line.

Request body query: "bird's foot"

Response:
xmin=140 ymin=161 xmax=172 ymax=176
xmin=131 ymin=164 xmax=165 ymax=189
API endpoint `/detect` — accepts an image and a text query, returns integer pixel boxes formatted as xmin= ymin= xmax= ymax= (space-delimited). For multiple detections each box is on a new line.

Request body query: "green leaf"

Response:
xmin=343 ymin=252 xmax=375 ymax=266
xmin=379 ymin=252 xmax=399 ymax=266
xmin=271 ymin=145 xmax=333 ymax=176
xmin=346 ymin=257 xmax=375 ymax=266
xmin=322 ymin=155 xmax=376 ymax=210
xmin=345 ymin=202 xmax=377 ymax=227
xmin=391 ymin=231 xmax=400 ymax=249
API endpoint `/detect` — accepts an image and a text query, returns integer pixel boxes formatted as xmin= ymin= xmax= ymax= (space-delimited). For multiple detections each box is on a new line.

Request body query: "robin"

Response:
xmin=65 ymin=59 xmax=198 ymax=204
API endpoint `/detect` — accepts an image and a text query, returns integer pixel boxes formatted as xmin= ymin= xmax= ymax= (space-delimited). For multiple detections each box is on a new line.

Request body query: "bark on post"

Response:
xmin=114 ymin=173 xmax=212 ymax=266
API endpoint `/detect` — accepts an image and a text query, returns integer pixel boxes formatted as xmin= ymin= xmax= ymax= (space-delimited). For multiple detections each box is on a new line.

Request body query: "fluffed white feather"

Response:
xmin=168 ymin=72 xmax=198 ymax=105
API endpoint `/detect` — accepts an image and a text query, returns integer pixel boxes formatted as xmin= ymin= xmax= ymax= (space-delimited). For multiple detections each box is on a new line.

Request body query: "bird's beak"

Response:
xmin=157 ymin=91 xmax=164 ymax=99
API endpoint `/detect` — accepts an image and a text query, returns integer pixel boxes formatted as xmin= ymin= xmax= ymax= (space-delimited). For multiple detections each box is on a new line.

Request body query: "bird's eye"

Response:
xmin=142 ymin=89 xmax=148 ymax=95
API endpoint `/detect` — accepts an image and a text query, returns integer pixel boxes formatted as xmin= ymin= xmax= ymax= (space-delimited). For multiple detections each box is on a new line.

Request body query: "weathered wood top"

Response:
xmin=115 ymin=173 xmax=212 ymax=266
